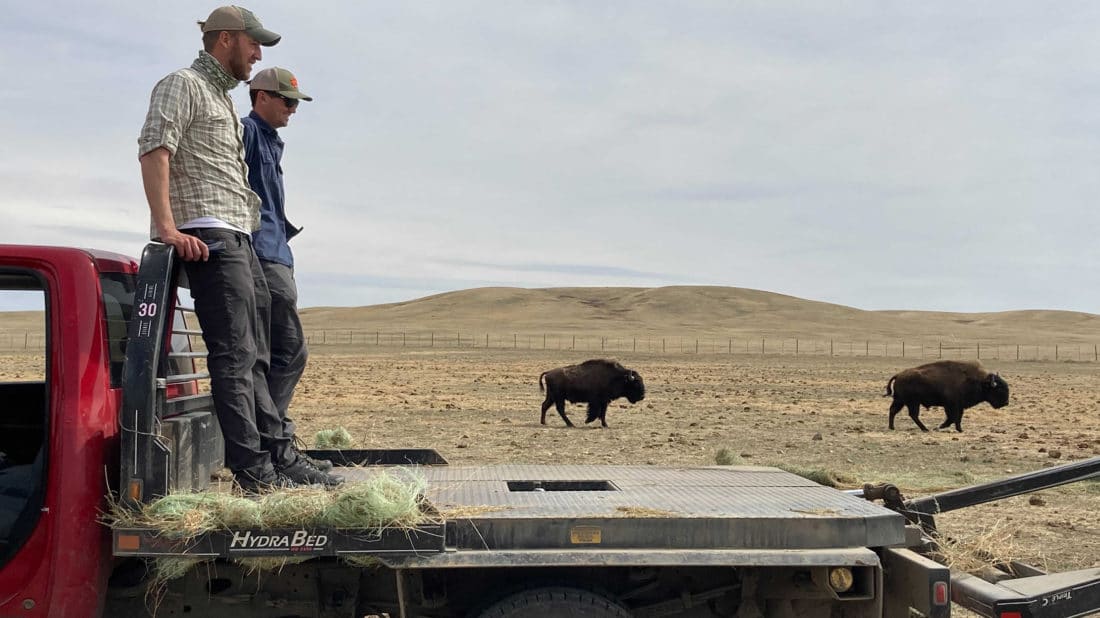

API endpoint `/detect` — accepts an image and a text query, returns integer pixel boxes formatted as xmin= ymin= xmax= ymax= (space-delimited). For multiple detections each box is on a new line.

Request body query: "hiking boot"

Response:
xmin=292 ymin=436 xmax=334 ymax=472
xmin=279 ymin=455 xmax=344 ymax=488
xmin=235 ymin=470 xmax=299 ymax=495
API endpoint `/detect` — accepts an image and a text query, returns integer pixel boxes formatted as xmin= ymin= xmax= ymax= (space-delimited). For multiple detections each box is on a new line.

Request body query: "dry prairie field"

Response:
xmin=2 ymin=284 xmax=1099 ymax=593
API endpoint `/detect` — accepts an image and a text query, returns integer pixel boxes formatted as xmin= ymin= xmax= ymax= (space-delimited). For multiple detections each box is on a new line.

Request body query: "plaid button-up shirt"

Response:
xmin=138 ymin=51 xmax=260 ymax=237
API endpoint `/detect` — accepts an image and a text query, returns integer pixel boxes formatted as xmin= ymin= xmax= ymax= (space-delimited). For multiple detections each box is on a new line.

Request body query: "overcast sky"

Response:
xmin=3 ymin=2 xmax=1100 ymax=313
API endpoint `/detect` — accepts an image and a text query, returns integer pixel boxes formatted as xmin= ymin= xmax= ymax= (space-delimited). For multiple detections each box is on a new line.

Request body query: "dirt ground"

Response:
xmin=286 ymin=348 xmax=1100 ymax=576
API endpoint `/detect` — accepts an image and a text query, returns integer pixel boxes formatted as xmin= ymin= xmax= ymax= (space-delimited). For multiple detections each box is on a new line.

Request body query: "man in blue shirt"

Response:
xmin=242 ymin=67 xmax=339 ymax=482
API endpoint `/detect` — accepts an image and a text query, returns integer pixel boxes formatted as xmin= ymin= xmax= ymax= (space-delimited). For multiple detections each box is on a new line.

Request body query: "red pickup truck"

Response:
xmin=0 ymin=243 xmax=1096 ymax=618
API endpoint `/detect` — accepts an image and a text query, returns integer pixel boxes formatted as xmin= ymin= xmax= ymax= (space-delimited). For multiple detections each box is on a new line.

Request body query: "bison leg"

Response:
xmin=554 ymin=400 xmax=575 ymax=427
xmin=951 ymin=408 xmax=964 ymax=433
xmin=540 ymin=396 xmax=554 ymax=425
xmin=585 ymin=402 xmax=609 ymax=427
xmin=938 ymin=407 xmax=964 ymax=432
xmin=907 ymin=403 xmax=929 ymax=432
xmin=888 ymin=400 xmax=905 ymax=430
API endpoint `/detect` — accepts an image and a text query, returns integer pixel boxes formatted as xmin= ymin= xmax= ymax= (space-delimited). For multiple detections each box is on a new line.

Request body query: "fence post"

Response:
xmin=695 ymin=339 xmax=699 ymax=354
xmin=514 ymin=334 xmax=517 ymax=348
xmin=938 ymin=341 xmax=942 ymax=359
xmin=761 ymin=338 xmax=765 ymax=355
xmin=662 ymin=338 xmax=666 ymax=353
xmin=1055 ymin=345 xmax=1058 ymax=360
xmin=902 ymin=341 xmax=905 ymax=357
xmin=572 ymin=335 xmax=576 ymax=350
xmin=795 ymin=339 xmax=799 ymax=355
xmin=865 ymin=340 xmax=868 ymax=356
xmin=543 ymin=334 xmax=546 ymax=349
xmin=729 ymin=338 xmax=732 ymax=354
xmin=830 ymin=340 xmax=834 ymax=356
xmin=976 ymin=342 xmax=980 ymax=359
xmin=486 ymin=333 xmax=489 ymax=348
xmin=322 ymin=330 xmax=326 ymax=344
xmin=634 ymin=337 xmax=637 ymax=352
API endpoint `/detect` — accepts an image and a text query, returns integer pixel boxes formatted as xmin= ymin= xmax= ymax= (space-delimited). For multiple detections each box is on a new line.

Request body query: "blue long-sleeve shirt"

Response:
xmin=241 ymin=111 xmax=300 ymax=267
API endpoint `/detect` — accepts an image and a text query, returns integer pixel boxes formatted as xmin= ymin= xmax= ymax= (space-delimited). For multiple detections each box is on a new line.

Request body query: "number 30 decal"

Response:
xmin=138 ymin=302 xmax=158 ymax=317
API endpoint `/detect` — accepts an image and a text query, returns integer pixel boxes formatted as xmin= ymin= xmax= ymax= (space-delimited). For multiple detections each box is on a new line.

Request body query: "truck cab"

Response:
xmin=0 ymin=245 xmax=204 ymax=616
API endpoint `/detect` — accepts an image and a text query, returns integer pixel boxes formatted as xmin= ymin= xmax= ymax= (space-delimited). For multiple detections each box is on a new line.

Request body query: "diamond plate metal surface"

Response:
xmin=342 ymin=465 xmax=907 ymax=550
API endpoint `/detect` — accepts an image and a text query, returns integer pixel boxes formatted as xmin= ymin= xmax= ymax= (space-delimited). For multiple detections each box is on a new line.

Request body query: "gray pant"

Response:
xmin=182 ymin=229 xmax=293 ymax=480
xmin=260 ymin=260 xmax=308 ymax=439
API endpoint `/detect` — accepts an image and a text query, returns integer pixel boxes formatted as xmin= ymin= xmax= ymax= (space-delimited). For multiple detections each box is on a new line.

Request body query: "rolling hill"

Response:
xmin=297 ymin=286 xmax=1100 ymax=343
xmin=3 ymin=286 xmax=1098 ymax=343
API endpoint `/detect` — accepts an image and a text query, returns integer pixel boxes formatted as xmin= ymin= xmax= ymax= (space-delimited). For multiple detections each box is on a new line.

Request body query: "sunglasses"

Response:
xmin=266 ymin=91 xmax=299 ymax=109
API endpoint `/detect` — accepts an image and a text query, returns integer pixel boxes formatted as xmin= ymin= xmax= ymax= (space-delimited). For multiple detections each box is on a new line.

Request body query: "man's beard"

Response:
xmin=227 ymin=40 xmax=251 ymax=81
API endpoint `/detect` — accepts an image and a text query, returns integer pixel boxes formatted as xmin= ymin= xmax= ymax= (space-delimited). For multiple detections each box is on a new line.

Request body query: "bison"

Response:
xmin=884 ymin=360 xmax=1009 ymax=432
xmin=539 ymin=359 xmax=645 ymax=428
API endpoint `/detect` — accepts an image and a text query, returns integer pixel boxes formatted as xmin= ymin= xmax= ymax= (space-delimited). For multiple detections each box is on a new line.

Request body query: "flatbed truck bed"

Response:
xmin=113 ymin=463 xmax=905 ymax=564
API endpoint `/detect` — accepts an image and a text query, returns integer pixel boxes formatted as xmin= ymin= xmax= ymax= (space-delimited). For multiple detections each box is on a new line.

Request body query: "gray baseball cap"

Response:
xmin=198 ymin=6 xmax=280 ymax=47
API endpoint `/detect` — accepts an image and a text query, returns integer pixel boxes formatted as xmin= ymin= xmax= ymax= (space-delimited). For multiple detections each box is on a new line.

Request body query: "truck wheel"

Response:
xmin=476 ymin=586 xmax=632 ymax=618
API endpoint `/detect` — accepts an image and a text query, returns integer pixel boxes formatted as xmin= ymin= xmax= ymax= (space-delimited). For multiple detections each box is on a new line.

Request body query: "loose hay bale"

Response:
xmin=211 ymin=494 xmax=264 ymax=528
xmin=315 ymin=427 xmax=355 ymax=449
xmin=323 ymin=471 xmax=428 ymax=529
xmin=144 ymin=493 xmax=221 ymax=538
xmin=258 ymin=488 xmax=334 ymax=528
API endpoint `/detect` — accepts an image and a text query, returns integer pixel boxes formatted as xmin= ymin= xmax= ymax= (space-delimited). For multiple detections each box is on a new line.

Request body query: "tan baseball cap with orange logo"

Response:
xmin=248 ymin=67 xmax=313 ymax=101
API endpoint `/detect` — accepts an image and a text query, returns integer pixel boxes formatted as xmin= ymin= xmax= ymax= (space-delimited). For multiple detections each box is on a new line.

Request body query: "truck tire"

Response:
xmin=476 ymin=586 xmax=632 ymax=618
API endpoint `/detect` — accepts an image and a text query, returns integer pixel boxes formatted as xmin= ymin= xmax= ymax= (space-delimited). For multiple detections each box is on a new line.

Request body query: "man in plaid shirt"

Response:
xmin=138 ymin=6 xmax=342 ymax=493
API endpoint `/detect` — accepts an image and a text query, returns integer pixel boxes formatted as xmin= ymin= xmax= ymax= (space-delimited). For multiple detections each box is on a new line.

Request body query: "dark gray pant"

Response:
xmin=182 ymin=229 xmax=293 ymax=480
xmin=260 ymin=260 xmax=308 ymax=439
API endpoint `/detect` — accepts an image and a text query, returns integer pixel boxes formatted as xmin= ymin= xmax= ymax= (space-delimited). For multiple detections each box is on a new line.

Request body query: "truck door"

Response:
xmin=0 ymin=270 xmax=48 ymax=569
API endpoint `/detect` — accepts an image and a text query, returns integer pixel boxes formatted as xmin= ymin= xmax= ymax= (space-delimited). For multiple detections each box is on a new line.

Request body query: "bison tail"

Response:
xmin=538 ymin=372 xmax=546 ymax=392
xmin=883 ymin=376 xmax=895 ymax=397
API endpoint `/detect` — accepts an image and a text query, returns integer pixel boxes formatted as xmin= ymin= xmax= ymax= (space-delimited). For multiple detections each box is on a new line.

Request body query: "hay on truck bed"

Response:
xmin=102 ymin=468 xmax=430 ymax=584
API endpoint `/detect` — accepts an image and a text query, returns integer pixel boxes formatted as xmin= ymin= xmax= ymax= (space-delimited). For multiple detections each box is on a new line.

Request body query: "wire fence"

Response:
xmin=288 ymin=330 xmax=1100 ymax=362
xmin=3 ymin=329 xmax=1099 ymax=362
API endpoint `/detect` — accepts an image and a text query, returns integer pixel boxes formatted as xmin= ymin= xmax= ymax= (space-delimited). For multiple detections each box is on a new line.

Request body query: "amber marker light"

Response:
xmin=828 ymin=567 xmax=854 ymax=593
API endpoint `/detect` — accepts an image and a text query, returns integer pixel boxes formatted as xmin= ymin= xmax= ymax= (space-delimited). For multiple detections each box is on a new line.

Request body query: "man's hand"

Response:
xmin=160 ymin=229 xmax=209 ymax=262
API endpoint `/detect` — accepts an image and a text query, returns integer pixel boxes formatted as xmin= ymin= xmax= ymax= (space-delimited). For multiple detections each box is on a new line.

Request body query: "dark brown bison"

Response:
xmin=539 ymin=359 xmax=645 ymax=428
xmin=884 ymin=360 xmax=1009 ymax=432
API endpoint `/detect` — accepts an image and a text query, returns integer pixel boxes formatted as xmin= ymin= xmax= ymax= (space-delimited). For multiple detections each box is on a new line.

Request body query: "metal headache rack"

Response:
xmin=119 ymin=242 xmax=198 ymax=506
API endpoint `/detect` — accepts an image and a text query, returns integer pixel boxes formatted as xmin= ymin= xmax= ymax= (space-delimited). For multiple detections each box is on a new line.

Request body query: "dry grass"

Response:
xmin=614 ymin=506 xmax=680 ymax=518
xmin=102 ymin=470 xmax=429 ymax=539
xmin=933 ymin=518 xmax=1037 ymax=575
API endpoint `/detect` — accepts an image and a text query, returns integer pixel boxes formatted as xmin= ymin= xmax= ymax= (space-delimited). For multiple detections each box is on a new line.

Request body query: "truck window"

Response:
xmin=99 ymin=272 xmax=196 ymax=390
xmin=100 ymin=272 xmax=136 ymax=388
xmin=0 ymin=274 xmax=48 ymax=568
